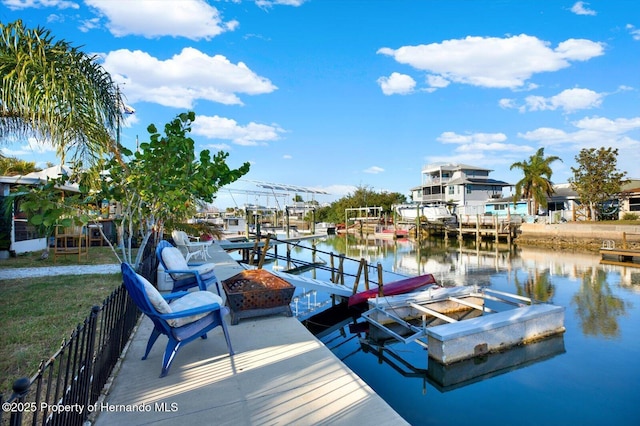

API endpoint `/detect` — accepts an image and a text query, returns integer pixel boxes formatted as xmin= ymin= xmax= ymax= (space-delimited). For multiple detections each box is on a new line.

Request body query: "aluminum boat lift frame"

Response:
xmin=360 ymin=286 xmax=537 ymax=349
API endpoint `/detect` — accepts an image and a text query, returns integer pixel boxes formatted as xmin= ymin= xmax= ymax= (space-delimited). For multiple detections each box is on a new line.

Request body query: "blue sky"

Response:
xmin=1 ymin=0 xmax=639 ymax=209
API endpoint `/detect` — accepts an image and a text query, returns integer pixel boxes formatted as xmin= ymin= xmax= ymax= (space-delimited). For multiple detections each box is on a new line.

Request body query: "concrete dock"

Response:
xmin=92 ymin=242 xmax=408 ymax=425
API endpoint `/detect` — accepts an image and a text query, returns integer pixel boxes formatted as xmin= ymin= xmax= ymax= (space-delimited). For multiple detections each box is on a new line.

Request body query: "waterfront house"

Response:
xmin=620 ymin=179 xmax=640 ymax=216
xmin=540 ymin=180 xmax=640 ymax=222
xmin=0 ymin=165 xmax=79 ymax=256
xmin=410 ymin=163 xmax=511 ymax=215
xmin=484 ymin=198 xmax=529 ymax=217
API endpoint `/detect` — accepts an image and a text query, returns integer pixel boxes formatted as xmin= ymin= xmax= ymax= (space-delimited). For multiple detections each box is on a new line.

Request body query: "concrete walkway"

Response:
xmin=89 ymin=242 xmax=408 ymax=426
xmin=0 ymin=264 xmax=120 ymax=279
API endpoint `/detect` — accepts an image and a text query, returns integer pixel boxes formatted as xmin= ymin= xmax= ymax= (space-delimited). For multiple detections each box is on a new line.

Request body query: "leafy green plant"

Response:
xmin=93 ymin=111 xmax=250 ymax=266
xmin=9 ymin=112 xmax=249 ymax=268
xmin=569 ymin=147 xmax=627 ymax=221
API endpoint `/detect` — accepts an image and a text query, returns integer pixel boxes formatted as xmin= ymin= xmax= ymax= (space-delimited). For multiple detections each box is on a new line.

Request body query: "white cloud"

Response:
xmin=283 ymin=154 xmax=293 ymax=159
xmin=0 ymin=137 xmax=57 ymax=157
xmin=518 ymin=116 xmax=640 ymax=177
xmin=500 ymin=88 xmax=605 ymax=113
xmin=364 ymin=166 xmax=385 ymax=174
xmin=525 ymin=88 xmax=604 ymax=112
xmin=377 ymin=72 xmax=416 ymax=95
xmin=427 ymin=132 xmax=535 ymax=171
xmin=322 ymin=184 xmax=357 ymax=197
xmin=378 ymin=34 xmax=604 ymax=90
xmin=2 ymin=0 xmax=78 ymax=10
xmin=573 ymin=116 xmax=640 ymax=133
xmin=78 ymin=17 xmax=100 ymax=32
xmin=84 ymin=0 xmax=237 ymax=40
xmin=255 ymin=0 xmax=307 ymax=7
xmin=192 ymin=115 xmax=285 ymax=146
xmin=437 ymin=132 xmax=508 ymax=144
xmin=499 ymin=98 xmax=517 ymax=109
xmin=571 ymin=1 xmax=596 ymax=16
xmin=426 ymin=74 xmax=450 ymax=89
xmin=100 ymin=47 xmax=277 ymax=108
xmin=627 ymin=24 xmax=640 ymax=41
xmin=205 ymin=143 xmax=232 ymax=151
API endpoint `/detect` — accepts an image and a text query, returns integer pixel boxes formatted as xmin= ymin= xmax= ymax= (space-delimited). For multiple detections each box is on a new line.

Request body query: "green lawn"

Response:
xmin=2 ymin=246 xmax=127 ymax=268
xmin=0 ymin=247 xmax=129 ymax=395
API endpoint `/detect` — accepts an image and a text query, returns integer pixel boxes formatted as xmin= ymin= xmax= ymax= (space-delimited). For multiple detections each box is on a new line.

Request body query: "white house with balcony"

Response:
xmin=410 ymin=163 xmax=511 ymax=215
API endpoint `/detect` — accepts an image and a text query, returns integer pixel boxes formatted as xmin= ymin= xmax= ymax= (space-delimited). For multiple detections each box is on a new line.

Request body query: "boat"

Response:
xmin=315 ymin=222 xmax=336 ymax=235
xmin=395 ymin=203 xmax=456 ymax=224
xmin=374 ymin=225 xmax=409 ymax=239
xmin=348 ymin=273 xmax=437 ymax=307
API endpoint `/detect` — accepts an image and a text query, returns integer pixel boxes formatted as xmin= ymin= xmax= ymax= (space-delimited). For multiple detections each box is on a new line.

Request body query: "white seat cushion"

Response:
xmin=168 ymin=291 xmax=224 ymax=327
xmin=191 ymin=263 xmax=215 ymax=274
xmin=175 ymin=262 xmax=215 ymax=280
xmin=139 ymin=273 xmax=172 ymax=315
xmin=162 ymin=247 xmax=189 ymax=270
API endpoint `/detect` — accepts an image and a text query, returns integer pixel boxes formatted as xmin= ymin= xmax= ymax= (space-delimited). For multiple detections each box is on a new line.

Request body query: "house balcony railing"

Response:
xmin=415 ymin=194 xmax=447 ymax=203
xmin=420 ymin=176 xmax=451 ymax=186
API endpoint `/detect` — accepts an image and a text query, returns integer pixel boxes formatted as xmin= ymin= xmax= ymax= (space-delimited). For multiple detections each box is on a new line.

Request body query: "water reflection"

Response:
xmin=272 ymin=235 xmax=640 ymax=424
xmin=293 ymin=236 xmax=636 ymax=338
xmin=513 ymin=269 xmax=555 ymax=302
xmin=426 ymin=334 xmax=566 ymax=392
xmin=572 ymin=267 xmax=630 ymax=338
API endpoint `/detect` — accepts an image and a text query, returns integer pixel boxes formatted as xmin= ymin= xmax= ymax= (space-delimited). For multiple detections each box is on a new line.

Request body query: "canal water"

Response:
xmin=261 ymin=235 xmax=640 ymax=426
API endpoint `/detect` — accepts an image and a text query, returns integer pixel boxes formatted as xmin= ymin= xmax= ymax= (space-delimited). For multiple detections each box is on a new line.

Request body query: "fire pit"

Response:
xmin=222 ymin=269 xmax=295 ymax=325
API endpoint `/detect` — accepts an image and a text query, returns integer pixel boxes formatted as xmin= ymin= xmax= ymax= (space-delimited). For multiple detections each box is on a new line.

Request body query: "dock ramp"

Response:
xmin=266 ymin=269 xmax=354 ymax=298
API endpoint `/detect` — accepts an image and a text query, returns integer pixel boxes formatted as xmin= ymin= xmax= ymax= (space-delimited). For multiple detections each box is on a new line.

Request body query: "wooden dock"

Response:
xmin=412 ymin=214 xmax=521 ymax=244
xmin=600 ymin=233 xmax=640 ymax=267
xmin=600 ymin=247 xmax=640 ymax=267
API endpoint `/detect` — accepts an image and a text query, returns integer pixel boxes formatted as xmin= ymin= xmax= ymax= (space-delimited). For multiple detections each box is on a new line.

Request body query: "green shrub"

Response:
xmin=622 ymin=212 xmax=639 ymax=221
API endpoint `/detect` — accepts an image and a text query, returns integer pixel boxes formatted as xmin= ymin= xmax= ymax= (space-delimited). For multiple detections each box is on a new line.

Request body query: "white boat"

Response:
xmin=395 ymin=204 xmax=456 ymax=224
xmin=314 ymin=222 xmax=336 ymax=235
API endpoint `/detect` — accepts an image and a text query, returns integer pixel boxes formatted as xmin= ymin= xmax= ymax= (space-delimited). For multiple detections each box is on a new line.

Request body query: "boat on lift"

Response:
xmin=394 ymin=203 xmax=456 ymax=224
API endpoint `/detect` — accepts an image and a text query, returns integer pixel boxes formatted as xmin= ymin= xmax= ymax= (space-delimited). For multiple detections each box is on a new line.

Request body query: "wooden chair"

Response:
xmin=121 ymin=262 xmax=234 ymax=377
xmin=53 ymin=224 xmax=88 ymax=262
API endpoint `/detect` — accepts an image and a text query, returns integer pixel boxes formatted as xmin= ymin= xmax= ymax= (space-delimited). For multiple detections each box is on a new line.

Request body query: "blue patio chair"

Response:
xmin=156 ymin=240 xmax=221 ymax=294
xmin=121 ymin=262 xmax=234 ymax=377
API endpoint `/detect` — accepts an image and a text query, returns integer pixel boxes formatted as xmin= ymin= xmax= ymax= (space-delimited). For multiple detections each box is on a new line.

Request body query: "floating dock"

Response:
xmin=361 ymin=286 xmax=565 ymax=365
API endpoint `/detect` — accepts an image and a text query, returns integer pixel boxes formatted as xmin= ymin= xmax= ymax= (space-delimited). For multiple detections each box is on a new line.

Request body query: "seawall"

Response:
xmin=517 ymin=223 xmax=640 ymax=251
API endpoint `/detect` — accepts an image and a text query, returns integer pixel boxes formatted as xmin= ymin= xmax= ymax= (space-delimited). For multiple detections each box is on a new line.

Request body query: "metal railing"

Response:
xmin=1 ymin=278 xmax=141 ymax=426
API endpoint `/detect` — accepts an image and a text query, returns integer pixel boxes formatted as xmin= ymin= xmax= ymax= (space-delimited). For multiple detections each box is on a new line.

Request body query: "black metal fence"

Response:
xmin=0 ymin=239 xmax=158 ymax=426
xmin=1 ymin=285 xmax=140 ymax=426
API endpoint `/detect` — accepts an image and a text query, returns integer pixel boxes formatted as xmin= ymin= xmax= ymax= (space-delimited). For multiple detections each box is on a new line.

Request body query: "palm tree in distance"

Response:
xmin=510 ymin=147 xmax=562 ymax=216
xmin=0 ymin=20 xmax=124 ymax=168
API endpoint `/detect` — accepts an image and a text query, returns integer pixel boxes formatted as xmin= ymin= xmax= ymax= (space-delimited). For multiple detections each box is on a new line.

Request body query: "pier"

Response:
xmin=220 ymin=234 xmax=408 ymax=302
xmin=410 ymin=214 xmax=521 ymax=244
xmin=95 ymin=242 xmax=407 ymax=425
xmin=600 ymin=232 xmax=640 ymax=267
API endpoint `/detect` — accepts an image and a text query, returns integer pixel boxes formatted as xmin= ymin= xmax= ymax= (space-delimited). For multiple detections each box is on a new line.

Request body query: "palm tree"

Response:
xmin=0 ymin=20 xmax=123 ymax=167
xmin=0 ymin=154 xmax=40 ymax=176
xmin=510 ymin=147 xmax=562 ymax=216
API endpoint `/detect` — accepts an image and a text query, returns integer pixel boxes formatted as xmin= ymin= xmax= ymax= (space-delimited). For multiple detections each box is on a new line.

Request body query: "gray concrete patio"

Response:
xmin=91 ymin=242 xmax=408 ymax=425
